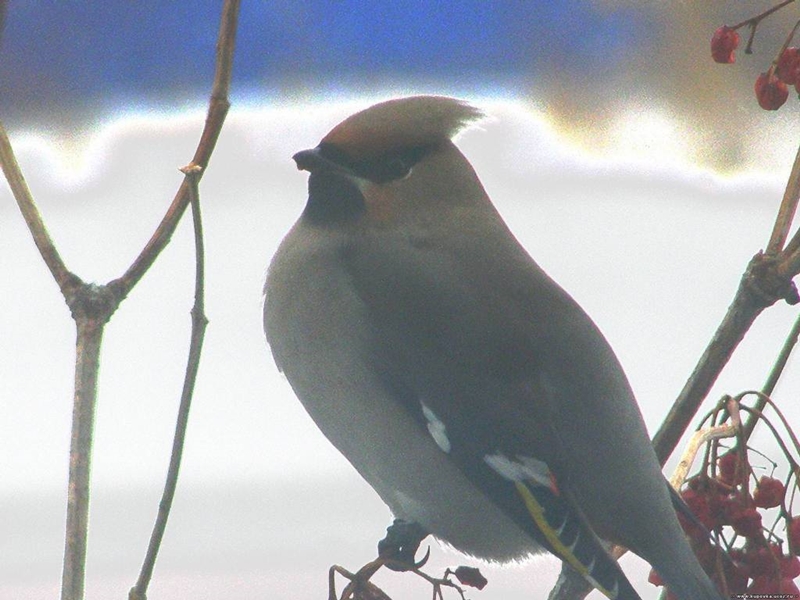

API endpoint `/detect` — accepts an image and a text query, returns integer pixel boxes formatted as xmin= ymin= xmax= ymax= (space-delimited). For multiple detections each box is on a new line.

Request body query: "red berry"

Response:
xmin=789 ymin=517 xmax=800 ymax=551
xmin=748 ymin=576 xmax=774 ymax=593
xmin=745 ymin=546 xmax=777 ymax=579
xmin=746 ymin=544 xmax=781 ymax=579
xmin=679 ymin=489 xmax=715 ymax=534
xmin=711 ymin=26 xmax=740 ymax=64
xmin=753 ymin=476 xmax=785 ymax=508
xmin=751 ymin=576 xmax=800 ymax=594
xmin=720 ymin=493 xmax=746 ymax=525
xmin=779 ymin=578 xmax=800 ymax=594
xmin=777 ymin=47 xmax=800 ymax=84
xmin=717 ymin=452 xmax=743 ymax=485
xmin=781 ymin=554 xmax=800 ymax=578
xmin=724 ymin=560 xmax=750 ymax=592
xmin=755 ymin=72 xmax=789 ymax=110
xmin=707 ymin=492 xmax=728 ymax=528
xmin=731 ymin=507 xmax=763 ymax=538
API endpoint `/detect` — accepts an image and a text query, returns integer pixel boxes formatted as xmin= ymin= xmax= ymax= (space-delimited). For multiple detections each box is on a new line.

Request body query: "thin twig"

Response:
xmin=731 ymin=0 xmax=796 ymax=31
xmin=60 ymin=319 xmax=103 ymax=600
xmin=777 ymin=238 xmax=800 ymax=277
xmin=742 ymin=313 xmax=800 ymax=441
xmin=112 ymin=0 xmax=239 ymax=299
xmin=739 ymin=404 xmax=798 ymax=464
xmin=329 ymin=558 xmax=471 ymax=600
xmin=768 ymin=141 xmax=800 ymax=255
xmin=129 ymin=167 xmax=208 ymax=600
xmin=334 ymin=559 xmax=389 ymax=600
xmin=0 ymin=123 xmax=78 ymax=295
xmin=738 ymin=391 xmax=800 ymax=461
xmin=728 ymin=0 xmax=796 ymax=55
xmin=61 ymin=309 xmax=111 ymax=600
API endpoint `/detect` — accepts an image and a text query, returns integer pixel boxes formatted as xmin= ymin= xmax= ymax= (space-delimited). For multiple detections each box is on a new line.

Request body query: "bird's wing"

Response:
xmin=339 ymin=230 xmax=652 ymax=598
xmin=340 ymin=225 xmax=659 ymax=509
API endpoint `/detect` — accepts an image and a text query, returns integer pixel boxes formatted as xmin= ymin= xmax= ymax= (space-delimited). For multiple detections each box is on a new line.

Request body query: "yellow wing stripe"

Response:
xmin=513 ymin=481 xmax=616 ymax=599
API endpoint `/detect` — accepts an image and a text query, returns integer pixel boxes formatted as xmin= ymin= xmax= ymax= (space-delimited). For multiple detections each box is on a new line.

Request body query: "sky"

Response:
xmin=3 ymin=2 xmax=800 ymax=600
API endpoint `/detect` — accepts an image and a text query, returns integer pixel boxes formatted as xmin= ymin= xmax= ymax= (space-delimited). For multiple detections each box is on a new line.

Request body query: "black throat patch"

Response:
xmin=302 ymin=170 xmax=367 ymax=226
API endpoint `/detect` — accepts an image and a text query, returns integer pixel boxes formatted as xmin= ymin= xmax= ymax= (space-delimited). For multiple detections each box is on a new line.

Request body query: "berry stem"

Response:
xmin=731 ymin=0 xmax=796 ymax=31
xmin=730 ymin=0 xmax=796 ymax=54
xmin=738 ymin=402 xmax=798 ymax=471
xmin=745 ymin=392 xmax=800 ymax=463
xmin=773 ymin=18 xmax=800 ymax=68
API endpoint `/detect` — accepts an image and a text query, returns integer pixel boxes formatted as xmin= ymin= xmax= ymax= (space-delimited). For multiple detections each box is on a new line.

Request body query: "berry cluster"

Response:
xmin=711 ymin=2 xmax=800 ymax=110
xmin=648 ymin=394 xmax=800 ymax=596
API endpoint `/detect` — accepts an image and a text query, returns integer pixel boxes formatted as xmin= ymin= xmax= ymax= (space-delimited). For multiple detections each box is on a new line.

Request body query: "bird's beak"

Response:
xmin=292 ymin=147 xmax=353 ymax=178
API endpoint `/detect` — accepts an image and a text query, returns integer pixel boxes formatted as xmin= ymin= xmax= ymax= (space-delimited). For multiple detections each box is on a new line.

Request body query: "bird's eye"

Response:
xmin=385 ymin=158 xmax=411 ymax=179
xmin=357 ymin=145 xmax=433 ymax=184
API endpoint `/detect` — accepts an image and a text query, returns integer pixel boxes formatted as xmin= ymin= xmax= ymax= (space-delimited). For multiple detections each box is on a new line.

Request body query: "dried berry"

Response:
xmin=453 ymin=566 xmax=488 ymax=590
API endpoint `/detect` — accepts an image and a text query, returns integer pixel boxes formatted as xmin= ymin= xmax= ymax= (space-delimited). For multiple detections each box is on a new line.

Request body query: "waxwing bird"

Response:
xmin=264 ymin=96 xmax=724 ymax=600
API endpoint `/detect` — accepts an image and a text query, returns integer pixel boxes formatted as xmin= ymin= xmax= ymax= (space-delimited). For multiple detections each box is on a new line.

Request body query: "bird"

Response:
xmin=263 ymin=96 xmax=724 ymax=600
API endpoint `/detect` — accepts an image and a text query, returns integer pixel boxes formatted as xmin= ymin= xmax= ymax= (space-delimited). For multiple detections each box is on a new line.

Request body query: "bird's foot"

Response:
xmin=377 ymin=519 xmax=429 ymax=571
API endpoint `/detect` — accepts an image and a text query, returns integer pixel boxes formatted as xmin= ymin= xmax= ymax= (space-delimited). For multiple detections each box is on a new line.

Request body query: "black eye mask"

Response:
xmin=318 ymin=142 xmax=435 ymax=184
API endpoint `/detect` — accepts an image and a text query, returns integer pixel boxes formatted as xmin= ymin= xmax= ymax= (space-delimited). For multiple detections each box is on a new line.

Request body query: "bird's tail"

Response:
xmin=512 ymin=480 xmax=642 ymax=599
xmin=653 ymin=485 xmax=726 ymax=600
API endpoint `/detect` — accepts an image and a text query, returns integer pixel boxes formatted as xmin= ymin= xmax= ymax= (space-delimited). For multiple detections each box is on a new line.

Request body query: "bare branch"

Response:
xmin=741 ymin=312 xmax=800 ymax=440
xmin=61 ymin=315 xmax=106 ymax=600
xmin=767 ymin=141 xmax=800 ymax=255
xmin=129 ymin=168 xmax=209 ymax=600
xmin=730 ymin=0 xmax=796 ymax=32
xmin=651 ymin=253 xmax=785 ymax=464
xmin=112 ymin=0 xmax=240 ymax=298
xmin=0 ymin=123 xmax=79 ymax=295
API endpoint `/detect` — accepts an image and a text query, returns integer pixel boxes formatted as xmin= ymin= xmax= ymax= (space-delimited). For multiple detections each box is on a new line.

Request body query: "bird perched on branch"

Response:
xmin=264 ymin=96 xmax=724 ymax=600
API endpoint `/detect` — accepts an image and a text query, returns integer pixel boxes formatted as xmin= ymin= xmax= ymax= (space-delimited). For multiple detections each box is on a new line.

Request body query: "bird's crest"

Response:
xmin=321 ymin=96 xmax=484 ymax=162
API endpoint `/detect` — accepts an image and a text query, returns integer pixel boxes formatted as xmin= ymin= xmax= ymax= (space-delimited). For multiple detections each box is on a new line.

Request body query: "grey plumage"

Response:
xmin=264 ymin=96 xmax=723 ymax=600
